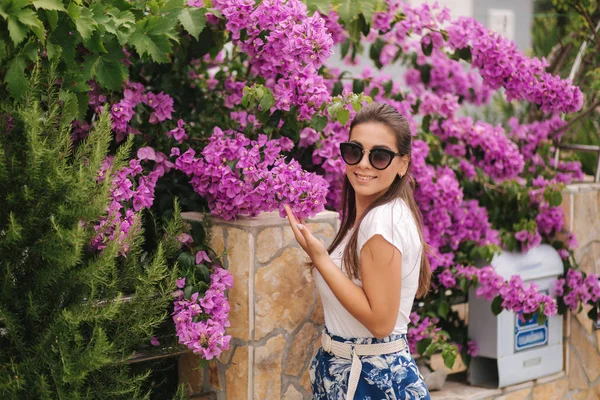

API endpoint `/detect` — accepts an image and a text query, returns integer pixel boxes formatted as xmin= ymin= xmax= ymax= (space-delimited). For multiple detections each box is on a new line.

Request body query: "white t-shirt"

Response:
xmin=315 ymin=198 xmax=422 ymax=338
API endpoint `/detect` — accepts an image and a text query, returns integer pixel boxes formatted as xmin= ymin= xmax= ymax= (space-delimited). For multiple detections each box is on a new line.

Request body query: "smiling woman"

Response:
xmin=284 ymin=103 xmax=432 ymax=400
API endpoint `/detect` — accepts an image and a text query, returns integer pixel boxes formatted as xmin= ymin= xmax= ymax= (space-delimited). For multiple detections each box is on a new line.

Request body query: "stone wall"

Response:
xmin=179 ymin=210 xmax=339 ymax=400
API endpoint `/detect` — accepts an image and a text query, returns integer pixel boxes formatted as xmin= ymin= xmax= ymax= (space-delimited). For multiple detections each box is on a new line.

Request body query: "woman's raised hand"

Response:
xmin=283 ymin=205 xmax=328 ymax=263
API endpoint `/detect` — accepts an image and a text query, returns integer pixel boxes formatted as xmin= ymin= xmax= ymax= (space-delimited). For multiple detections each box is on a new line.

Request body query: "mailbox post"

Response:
xmin=467 ymin=244 xmax=564 ymax=388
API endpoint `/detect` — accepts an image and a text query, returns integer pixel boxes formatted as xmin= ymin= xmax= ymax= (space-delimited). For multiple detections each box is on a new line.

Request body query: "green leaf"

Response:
xmin=32 ymin=0 xmax=65 ymax=12
xmin=456 ymin=46 xmax=472 ymax=63
xmin=352 ymin=79 xmax=364 ymax=94
xmin=59 ymin=90 xmax=79 ymax=124
xmin=105 ymin=9 xmax=136 ymax=45
xmin=7 ymin=17 xmax=28 ymax=46
xmin=360 ymin=0 xmax=376 ymax=22
xmin=340 ymin=37 xmax=351 ymax=59
xmin=422 ymin=115 xmax=431 ymax=132
xmin=549 ymin=191 xmax=562 ymax=207
xmin=537 ymin=313 xmax=547 ymax=326
xmin=332 ymin=80 xmax=343 ymax=97
xmin=46 ymin=41 xmax=62 ymax=60
xmin=327 ymin=102 xmax=342 ymax=119
xmin=421 ymin=35 xmax=433 ymax=56
xmin=337 ymin=0 xmax=361 ymax=24
xmin=183 ymin=285 xmax=193 ymax=299
xmin=259 ymin=92 xmax=275 ymax=111
xmin=347 ymin=14 xmax=364 ymax=43
xmin=95 ymin=57 xmax=126 ymax=91
xmin=437 ymin=300 xmax=450 ymax=318
xmin=67 ymin=3 xmax=96 ymax=41
xmin=5 ymin=57 xmax=29 ymax=99
xmin=416 ymin=338 xmax=432 ymax=355
xmin=0 ymin=39 xmax=6 ymax=63
xmin=369 ymin=87 xmax=379 ymax=98
xmin=491 ymin=295 xmax=503 ymax=316
xmin=369 ymin=38 xmax=385 ymax=69
xmin=129 ymin=17 xmax=175 ymax=63
xmin=197 ymin=264 xmax=210 ymax=283
xmin=45 ymin=10 xmax=58 ymax=30
xmin=178 ymin=7 xmax=206 ymax=40
xmin=382 ymin=80 xmax=393 ymax=96
xmin=337 ymin=108 xmax=350 ymax=126
xmin=178 ymin=252 xmax=195 ymax=269
xmin=306 ymin=0 xmax=330 ymax=14
xmin=442 ymin=346 xmax=457 ymax=369
xmin=84 ymin=31 xmax=107 ymax=53
xmin=311 ymin=114 xmax=328 ymax=132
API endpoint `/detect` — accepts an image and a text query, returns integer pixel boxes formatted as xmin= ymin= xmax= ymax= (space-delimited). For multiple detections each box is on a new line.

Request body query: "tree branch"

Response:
xmin=553 ymin=97 xmax=600 ymax=138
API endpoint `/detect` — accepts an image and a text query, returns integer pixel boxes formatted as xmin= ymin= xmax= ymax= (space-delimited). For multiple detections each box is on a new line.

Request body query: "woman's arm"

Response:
xmin=313 ymin=234 xmax=402 ymax=338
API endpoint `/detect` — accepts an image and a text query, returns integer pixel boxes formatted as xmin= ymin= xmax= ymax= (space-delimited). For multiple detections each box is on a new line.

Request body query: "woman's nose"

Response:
xmin=358 ymin=149 xmax=371 ymax=169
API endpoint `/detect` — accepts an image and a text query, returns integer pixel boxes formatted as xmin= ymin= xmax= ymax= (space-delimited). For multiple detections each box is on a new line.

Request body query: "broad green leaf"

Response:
xmin=16 ymin=9 xmax=44 ymax=43
xmin=442 ymin=346 xmax=457 ymax=369
xmin=32 ymin=0 xmax=66 ymax=12
xmin=306 ymin=0 xmax=330 ymax=14
xmin=352 ymin=79 xmax=364 ymax=94
xmin=0 ymin=39 xmax=6 ymax=63
xmin=360 ymin=0 xmax=376 ymax=22
xmin=337 ymin=108 xmax=350 ymax=125
xmin=177 ymin=252 xmax=195 ymax=269
xmin=59 ymin=90 xmax=79 ymax=124
xmin=422 ymin=115 xmax=431 ymax=132
xmin=67 ymin=3 xmax=96 ymax=40
xmin=259 ymin=92 xmax=275 ymax=111
xmin=105 ymin=10 xmax=136 ymax=44
xmin=129 ymin=17 xmax=176 ymax=63
xmin=84 ymin=31 xmax=107 ymax=53
xmin=46 ymin=42 xmax=62 ymax=60
xmin=491 ymin=295 xmax=503 ymax=316
xmin=416 ymin=338 xmax=432 ymax=355
xmin=82 ymin=54 xmax=100 ymax=79
xmin=95 ymin=57 xmax=126 ymax=91
xmin=7 ymin=17 xmax=28 ymax=46
xmin=5 ymin=57 xmax=29 ymax=99
xmin=45 ymin=10 xmax=58 ymax=30
xmin=337 ymin=0 xmax=361 ymax=24
xmin=197 ymin=264 xmax=210 ymax=283
xmin=437 ymin=300 xmax=449 ymax=318
xmin=178 ymin=7 xmax=206 ymax=39
xmin=311 ymin=114 xmax=328 ymax=132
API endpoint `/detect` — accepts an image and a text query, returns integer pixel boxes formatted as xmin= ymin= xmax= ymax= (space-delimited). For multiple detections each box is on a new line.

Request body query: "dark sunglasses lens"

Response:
xmin=340 ymin=144 xmax=362 ymax=165
xmin=371 ymin=150 xmax=392 ymax=169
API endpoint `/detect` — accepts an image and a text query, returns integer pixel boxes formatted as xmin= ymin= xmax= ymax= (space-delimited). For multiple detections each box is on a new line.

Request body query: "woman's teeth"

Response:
xmin=355 ymin=173 xmax=375 ymax=181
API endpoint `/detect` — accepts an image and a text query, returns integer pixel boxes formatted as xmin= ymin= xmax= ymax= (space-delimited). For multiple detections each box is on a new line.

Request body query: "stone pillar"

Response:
xmin=180 ymin=210 xmax=339 ymax=400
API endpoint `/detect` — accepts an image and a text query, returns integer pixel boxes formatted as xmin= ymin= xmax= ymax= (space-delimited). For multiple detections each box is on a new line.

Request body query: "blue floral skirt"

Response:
xmin=310 ymin=330 xmax=431 ymax=400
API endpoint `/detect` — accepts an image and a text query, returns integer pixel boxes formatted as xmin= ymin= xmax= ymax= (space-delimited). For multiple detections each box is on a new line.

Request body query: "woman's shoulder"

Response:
xmin=364 ymin=198 xmax=413 ymax=224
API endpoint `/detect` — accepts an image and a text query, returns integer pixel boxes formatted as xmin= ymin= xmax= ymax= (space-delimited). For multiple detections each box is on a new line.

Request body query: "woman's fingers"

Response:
xmin=283 ymin=205 xmax=306 ymax=246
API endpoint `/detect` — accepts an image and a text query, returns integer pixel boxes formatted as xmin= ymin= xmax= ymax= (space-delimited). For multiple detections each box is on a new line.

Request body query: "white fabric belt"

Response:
xmin=321 ymin=332 xmax=407 ymax=400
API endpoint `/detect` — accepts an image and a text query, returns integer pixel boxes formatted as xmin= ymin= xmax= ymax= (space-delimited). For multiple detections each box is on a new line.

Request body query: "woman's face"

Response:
xmin=346 ymin=122 xmax=410 ymax=203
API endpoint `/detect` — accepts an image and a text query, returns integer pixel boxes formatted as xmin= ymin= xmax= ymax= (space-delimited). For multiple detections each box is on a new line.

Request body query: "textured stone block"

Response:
xmin=256 ymin=227 xmax=283 ymax=263
xmin=225 ymin=346 xmax=248 ymax=400
xmin=571 ymin=315 xmax=600 ymax=382
xmin=254 ymin=247 xmax=314 ymax=340
xmin=285 ymin=322 xmax=319 ymax=376
xmin=530 ymin=378 xmax=567 ymax=400
xmin=282 ymin=385 xmax=304 ymax=400
xmin=254 ymin=335 xmax=285 ymax=400
xmin=226 ymin=228 xmax=252 ymax=341
xmin=210 ymin=226 xmax=225 ymax=255
xmin=208 ymin=361 xmax=222 ymax=391
xmin=568 ymin=345 xmax=588 ymax=390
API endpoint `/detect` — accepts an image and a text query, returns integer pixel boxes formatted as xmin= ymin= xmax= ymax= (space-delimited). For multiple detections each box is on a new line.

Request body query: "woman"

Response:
xmin=284 ymin=103 xmax=432 ymax=399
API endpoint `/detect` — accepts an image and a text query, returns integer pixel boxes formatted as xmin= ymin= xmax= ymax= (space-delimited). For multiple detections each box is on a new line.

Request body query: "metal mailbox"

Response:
xmin=467 ymin=244 xmax=564 ymax=388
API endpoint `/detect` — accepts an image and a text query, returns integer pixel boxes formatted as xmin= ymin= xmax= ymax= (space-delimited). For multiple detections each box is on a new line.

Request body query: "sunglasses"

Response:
xmin=340 ymin=142 xmax=402 ymax=170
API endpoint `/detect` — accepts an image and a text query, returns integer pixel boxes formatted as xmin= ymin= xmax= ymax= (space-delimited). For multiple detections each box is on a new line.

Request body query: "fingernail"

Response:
xmin=297 ymin=224 xmax=303 ymax=230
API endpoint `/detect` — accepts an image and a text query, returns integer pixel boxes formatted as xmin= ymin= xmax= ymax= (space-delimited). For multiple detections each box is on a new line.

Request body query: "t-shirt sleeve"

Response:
xmin=357 ymin=201 xmax=409 ymax=257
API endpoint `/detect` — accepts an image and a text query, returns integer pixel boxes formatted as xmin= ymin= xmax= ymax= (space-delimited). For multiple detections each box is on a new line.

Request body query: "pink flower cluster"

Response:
xmin=554 ymin=269 xmax=600 ymax=311
xmin=432 ymin=117 xmax=525 ymax=182
xmin=473 ymin=266 xmax=558 ymax=318
xmin=174 ymin=127 xmax=329 ymax=220
xmin=108 ymin=81 xmax=176 ymax=142
xmin=369 ymin=1 xmax=582 ymax=114
xmin=91 ymin=148 xmax=174 ymax=254
xmin=209 ymin=0 xmax=333 ymax=119
xmin=407 ymin=312 xmax=442 ymax=354
xmin=173 ymin=259 xmax=234 ymax=360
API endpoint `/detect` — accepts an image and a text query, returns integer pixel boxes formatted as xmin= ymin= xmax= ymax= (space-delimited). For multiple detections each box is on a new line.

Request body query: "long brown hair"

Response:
xmin=328 ymin=103 xmax=432 ymax=298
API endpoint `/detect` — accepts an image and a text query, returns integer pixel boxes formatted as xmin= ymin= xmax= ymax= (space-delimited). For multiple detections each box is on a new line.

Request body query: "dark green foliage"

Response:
xmin=0 ymin=67 xmax=184 ymax=399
